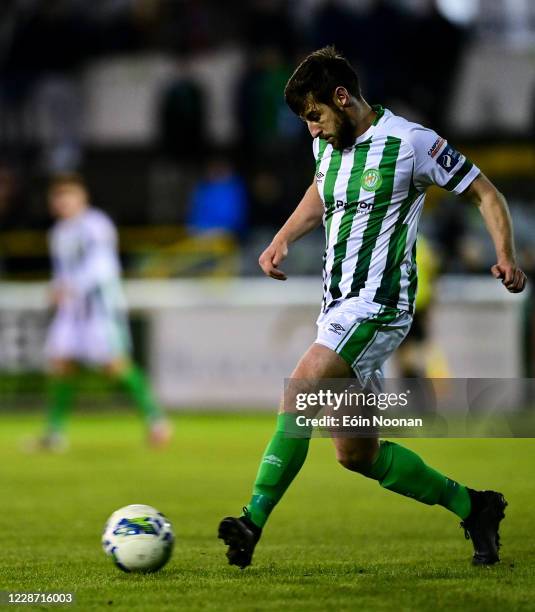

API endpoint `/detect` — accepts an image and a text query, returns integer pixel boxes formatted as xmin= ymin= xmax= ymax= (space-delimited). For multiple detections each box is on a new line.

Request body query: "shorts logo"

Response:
xmin=437 ymin=145 xmax=462 ymax=173
xmin=361 ymin=168 xmax=383 ymax=192
xmin=329 ymin=322 xmax=346 ymax=335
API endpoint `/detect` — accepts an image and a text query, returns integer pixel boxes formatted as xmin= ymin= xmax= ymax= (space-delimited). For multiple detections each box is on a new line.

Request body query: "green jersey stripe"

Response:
xmin=322 ymin=148 xmax=342 ymax=251
xmin=323 ymin=149 xmax=343 ymax=208
xmin=373 ymin=178 xmax=419 ymax=306
xmin=316 ymin=138 xmax=328 ymax=167
xmin=348 ymin=136 xmax=402 ymax=296
xmin=444 ymin=158 xmax=473 ymax=192
xmin=407 ymin=242 xmax=418 ymax=313
xmin=328 ymin=141 xmax=372 ymax=301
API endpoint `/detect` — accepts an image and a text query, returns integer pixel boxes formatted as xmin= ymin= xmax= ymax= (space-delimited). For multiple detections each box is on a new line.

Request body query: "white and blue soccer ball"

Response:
xmin=102 ymin=504 xmax=174 ymax=573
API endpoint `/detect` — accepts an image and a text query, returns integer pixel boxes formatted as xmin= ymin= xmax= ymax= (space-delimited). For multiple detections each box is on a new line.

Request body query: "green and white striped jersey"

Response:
xmin=314 ymin=105 xmax=480 ymax=313
xmin=49 ymin=207 xmax=127 ymax=313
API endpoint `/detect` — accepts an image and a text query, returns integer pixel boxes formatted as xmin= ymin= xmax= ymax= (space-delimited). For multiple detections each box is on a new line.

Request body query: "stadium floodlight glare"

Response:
xmin=436 ymin=0 xmax=479 ymax=25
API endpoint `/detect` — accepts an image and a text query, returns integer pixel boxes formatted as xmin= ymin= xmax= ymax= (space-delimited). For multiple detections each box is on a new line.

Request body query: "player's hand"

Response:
xmin=491 ymin=261 xmax=527 ymax=293
xmin=259 ymin=240 xmax=288 ymax=281
xmin=50 ymin=284 xmax=73 ymax=306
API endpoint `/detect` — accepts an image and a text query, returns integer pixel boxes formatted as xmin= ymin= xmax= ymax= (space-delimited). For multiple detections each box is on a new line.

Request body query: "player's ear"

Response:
xmin=333 ymin=87 xmax=350 ymax=110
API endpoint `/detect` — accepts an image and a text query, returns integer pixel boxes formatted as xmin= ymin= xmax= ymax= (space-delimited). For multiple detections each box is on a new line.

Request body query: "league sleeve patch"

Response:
xmin=427 ymin=137 xmax=445 ymax=158
xmin=436 ymin=145 xmax=462 ymax=173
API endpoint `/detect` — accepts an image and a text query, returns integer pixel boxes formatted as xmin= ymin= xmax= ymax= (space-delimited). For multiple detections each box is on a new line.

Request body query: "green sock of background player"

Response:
xmin=46 ymin=365 xmax=162 ymax=432
xmin=118 ymin=364 xmax=164 ymax=425
xmin=46 ymin=376 xmax=76 ymax=434
xmin=245 ymin=416 xmax=471 ymax=528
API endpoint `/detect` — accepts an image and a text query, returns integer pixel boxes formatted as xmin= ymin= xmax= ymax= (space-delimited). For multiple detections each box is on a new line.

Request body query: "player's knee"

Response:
xmin=292 ymin=344 xmax=351 ymax=379
xmin=336 ymin=443 xmax=378 ymax=473
xmin=49 ymin=359 xmax=77 ymax=377
xmin=103 ymin=358 xmax=130 ymax=378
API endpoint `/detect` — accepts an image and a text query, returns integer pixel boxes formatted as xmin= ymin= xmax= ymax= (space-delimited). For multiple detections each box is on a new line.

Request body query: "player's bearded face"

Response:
xmin=328 ymin=106 xmax=355 ymax=151
xmin=303 ymin=98 xmax=355 ymax=150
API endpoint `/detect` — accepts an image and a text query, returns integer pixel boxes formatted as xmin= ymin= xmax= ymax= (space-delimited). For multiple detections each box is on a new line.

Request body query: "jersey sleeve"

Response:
xmin=409 ymin=126 xmax=480 ymax=194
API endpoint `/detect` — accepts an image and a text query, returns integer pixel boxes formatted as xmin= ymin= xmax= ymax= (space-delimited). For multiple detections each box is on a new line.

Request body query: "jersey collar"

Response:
xmin=354 ymin=104 xmax=386 ymax=145
xmin=372 ymin=104 xmax=385 ymax=125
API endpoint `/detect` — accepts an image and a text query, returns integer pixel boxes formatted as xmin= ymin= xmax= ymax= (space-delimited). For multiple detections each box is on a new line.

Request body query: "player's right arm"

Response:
xmin=258 ymin=181 xmax=324 ymax=280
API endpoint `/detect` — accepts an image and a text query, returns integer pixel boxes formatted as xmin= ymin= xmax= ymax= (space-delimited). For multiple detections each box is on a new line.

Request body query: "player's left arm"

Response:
xmin=409 ymin=126 xmax=526 ymax=293
xmin=463 ymin=174 xmax=527 ymax=293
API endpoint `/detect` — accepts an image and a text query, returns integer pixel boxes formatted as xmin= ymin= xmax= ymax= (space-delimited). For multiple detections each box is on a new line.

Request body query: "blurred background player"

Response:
xmin=395 ymin=234 xmax=450 ymax=379
xmin=37 ymin=173 xmax=171 ymax=450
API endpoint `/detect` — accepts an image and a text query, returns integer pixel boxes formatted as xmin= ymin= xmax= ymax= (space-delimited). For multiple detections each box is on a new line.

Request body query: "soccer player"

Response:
xmin=218 ymin=47 xmax=527 ymax=567
xmin=38 ymin=173 xmax=171 ymax=450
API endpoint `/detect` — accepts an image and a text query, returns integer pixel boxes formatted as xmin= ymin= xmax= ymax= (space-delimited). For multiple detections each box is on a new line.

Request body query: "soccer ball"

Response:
xmin=102 ymin=504 xmax=174 ymax=573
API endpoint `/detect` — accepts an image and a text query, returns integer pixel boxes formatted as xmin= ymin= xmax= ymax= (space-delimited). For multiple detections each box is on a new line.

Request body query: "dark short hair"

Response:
xmin=48 ymin=172 xmax=88 ymax=193
xmin=284 ymin=46 xmax=361 ymax=116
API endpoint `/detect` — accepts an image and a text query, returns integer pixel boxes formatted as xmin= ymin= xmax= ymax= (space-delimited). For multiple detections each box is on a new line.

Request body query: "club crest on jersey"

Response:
xmin=436 ymin=145 xmax=461 ymax=173
xmin=361 ymin=168 xmax=383 ymax=192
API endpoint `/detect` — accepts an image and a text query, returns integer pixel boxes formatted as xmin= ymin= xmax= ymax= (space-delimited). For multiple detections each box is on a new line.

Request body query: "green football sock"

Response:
xmin=46 ymin=376 xmax=76 ymax=433
xmin=119 ymin=365 xmax=163 ymax=425
xmin=244 ymin=413 xmax=310 ymax=528
xmin=365 ymin=440 xmax=472 ymax=519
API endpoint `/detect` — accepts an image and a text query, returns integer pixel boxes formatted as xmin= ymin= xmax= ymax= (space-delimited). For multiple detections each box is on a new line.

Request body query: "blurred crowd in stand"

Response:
xmin=0 ymin=0 xmax=534 ymax=282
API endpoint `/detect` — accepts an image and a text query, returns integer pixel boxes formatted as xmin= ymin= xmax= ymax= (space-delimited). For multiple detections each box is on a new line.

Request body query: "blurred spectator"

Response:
xmin=356 ymin=0 xmax=413 ymax=107
xmin=311 ymin=0 xmax=411 ymax=107
xmin=237 ymin=46 xmax=299 ymax=152
xmin=248 ymin=168 xmax=285 ymax=229
xmin=158 ymin=72 xmax=207 ymax=161
xmin=88 ymin=0 xmax=159 ymax=55
xmin=0 ymin=162 xmax=23 ymax=229
xmin=403 ymin=0 xmax=467 ymax=132
xmin=311 ymin=0 xmax=364 ymax=64
xmin=156 ymin=1 xmax=238 ymax=55
xmin=1 ymin=0 xmax=94 ymax=171
xmin=430 ymin=197 xmax=468 ymax=273
xmin=187 ymin=154 xmax=248 ymax=238
xmin=0 ymin=162 xmax=23 ymax=277
xmin=310 ymin=0 xmax=466 ymax=131
xmin=242 ymin=0 xmax=299 ymax=59
xmin=396 ymin=235 xmax=448 ymax=378
xmin=0 ymin=0 xmax=532 ymax=285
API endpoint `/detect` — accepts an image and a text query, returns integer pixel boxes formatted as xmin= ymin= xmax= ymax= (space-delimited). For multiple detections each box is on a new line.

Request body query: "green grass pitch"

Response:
xmin=1 ymin=412 xmax=534 ymax=611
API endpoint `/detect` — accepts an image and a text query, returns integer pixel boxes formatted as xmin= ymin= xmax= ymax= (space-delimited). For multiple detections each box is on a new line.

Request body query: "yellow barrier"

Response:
xmin=0 ymin=226 xmax=239 ymax=279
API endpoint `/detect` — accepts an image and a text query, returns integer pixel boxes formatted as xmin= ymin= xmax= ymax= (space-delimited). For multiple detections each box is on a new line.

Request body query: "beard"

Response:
xmin=330 ymin=110 xmax=356 ymax=151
